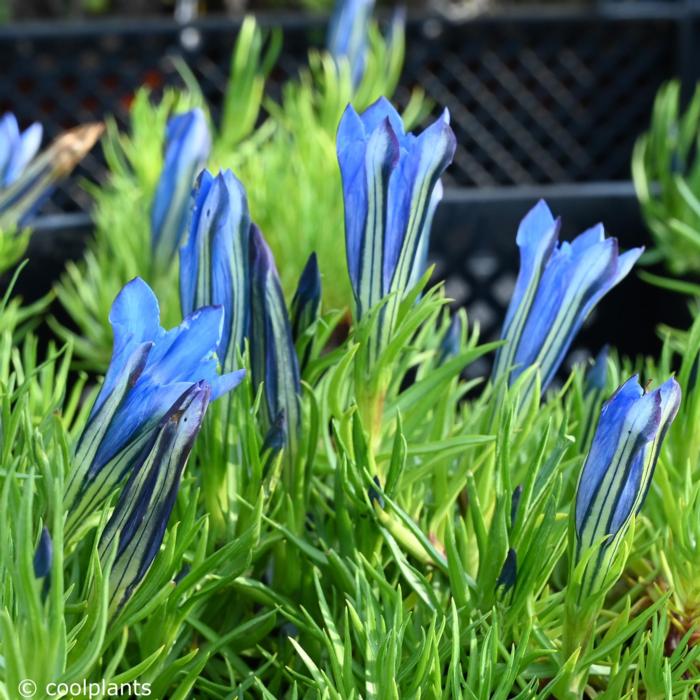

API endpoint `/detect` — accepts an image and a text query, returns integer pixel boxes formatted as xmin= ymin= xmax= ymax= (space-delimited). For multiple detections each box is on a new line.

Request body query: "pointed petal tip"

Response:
xmin=109 ymin=277 xmax=161 ymax=329
xmin=211 ymin=368 xmax=246 ymax=400
xmin=342 ymin=102 xmax=360 ymax=119
xmin=181 ymin=302 xmax=225 ymax=329
xmin=338 ymin=103 xmax=363 ymax=137
xmin=514 ymin=200 xmax=558 ymax=254
xmin=657 ymin=375 xmax=682 ymax=417
xmin=298 ymin=252 xmax=322 ymax=296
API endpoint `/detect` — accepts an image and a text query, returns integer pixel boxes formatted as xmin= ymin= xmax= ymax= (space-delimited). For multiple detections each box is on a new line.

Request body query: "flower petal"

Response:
xmin=4 ymin=121 xmax=42 ymax=185
xmin=100 ymin=381 xmax=211 ymax=613
xmin=492 ymin=200 xmax=560 ymax=384
xmin=513 ymin=236 xmax=618 ymax=387
xmin=249 ymin=225 xmax=301 ymax=444
xmin=338 ymin=111 xmax=399 ymax=316
xmin=151 ymin=108 xmax=211 ymax=268
xmin=326 ymin=0 xmax=374 ymax=87
xmin=93 ymin=277 xmax=162 ymax=418
xmin=384 ymin=111 xmax=455 ymax=294
xmin=575 ymin=376 xmax=661 ymax=543
xmin=180 ymin=169 xmax=251 ymax=370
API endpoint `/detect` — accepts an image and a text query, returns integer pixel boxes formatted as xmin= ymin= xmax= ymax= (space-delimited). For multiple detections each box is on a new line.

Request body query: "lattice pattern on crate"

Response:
xmin=402 ymin=17 xmax=676 ymax=186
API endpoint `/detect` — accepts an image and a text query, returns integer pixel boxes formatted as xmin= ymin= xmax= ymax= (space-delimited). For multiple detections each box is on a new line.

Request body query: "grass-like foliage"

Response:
xmin=2 ymin=13 xmax=700 ymax=700
xmin=4 ymin=260 xmax=700 ymax=697
xmin=633 ymin=80 xmax=700 ymax=277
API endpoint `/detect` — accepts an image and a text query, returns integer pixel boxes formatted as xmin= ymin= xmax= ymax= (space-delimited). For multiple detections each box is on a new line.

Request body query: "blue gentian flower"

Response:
xmin=574 ymin=375 xmax=681 ymax=595
xmin=65 ymin=277 xmax=244 ymax=535
xmin=337 ymin=98 xmax=456 ymax=323
xmin=249 ymin=225 xmax=301 ymax=446
xmin=180 ymin=169 xmax=251 ymax=371
xmin=327 ymin=0 xmax=374 ymax=87
xmin=99 ymin=381 xmax=211 ymax=613
xmin=0 ymin=122 xmax=103 ymax=229
xmin=151 ymin=109 xmax=211 ymax=270
xmin=0 ymin=113 xmax=42 ymax=188
xmin=492 ymin=200 xmax=643 ymax=397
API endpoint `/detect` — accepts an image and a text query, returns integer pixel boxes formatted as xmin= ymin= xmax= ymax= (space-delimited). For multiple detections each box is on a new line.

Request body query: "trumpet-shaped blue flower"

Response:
xmin=151 ymin=109 xmax=211 ymax=269
xmin=574 ymin=375 xmax=681 ymax=595
xmin=249 ymin=225 xmax=301 ymax=446
xmin=492 ymin=200 xmax=643 ymax=397
xmin=0 ymin=122 xmax=103 ymax=229
xmin=180 ymin=169 xmax=251 ymax=370
xmin=327 ymin=0 xmax=374 ymax=87
xmin=0 ymin=113 xmax=42 ymax=188
xmin=337 ymin=98 xmax=455 ymax=323
xmin=65 ymin=277 xmax=244 ymax=536
xmin=99 ymin=381 xmax=211 ymax=613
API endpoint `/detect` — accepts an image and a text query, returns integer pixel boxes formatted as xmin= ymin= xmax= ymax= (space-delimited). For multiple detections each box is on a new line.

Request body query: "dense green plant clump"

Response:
xmin=1 ymin=12 xmax=700 ymax=700
xmin=634 ymin=80 xmax=700 ymax=280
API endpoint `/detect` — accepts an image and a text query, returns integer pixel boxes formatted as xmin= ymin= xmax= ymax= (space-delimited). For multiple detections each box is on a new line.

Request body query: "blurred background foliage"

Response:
xmin=633 ymin=80 xmax=700 ymax=280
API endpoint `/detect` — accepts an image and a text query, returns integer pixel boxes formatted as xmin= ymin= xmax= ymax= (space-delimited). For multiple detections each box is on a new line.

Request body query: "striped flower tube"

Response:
xmin=249 ymin=225 xmax=301 ymax=449
xmin=492 ymin=201 xmax=642 ymax=401
xmin=337 ymin=98 xmax=455 ymax=361
xmin=65 ymin=278 xmax=244 ymax=538
xmin=290 ymin=252 xmax=321 ymax=344
xmin=180 ymin=169 xmax=252 ymax=371
xmin=573 ymin=375 xmax=681 ymax=597
xmin=151 ymin=109 xmax=210 ymax=270
xmin=99 ymin=381 xmax=211 ymax=614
